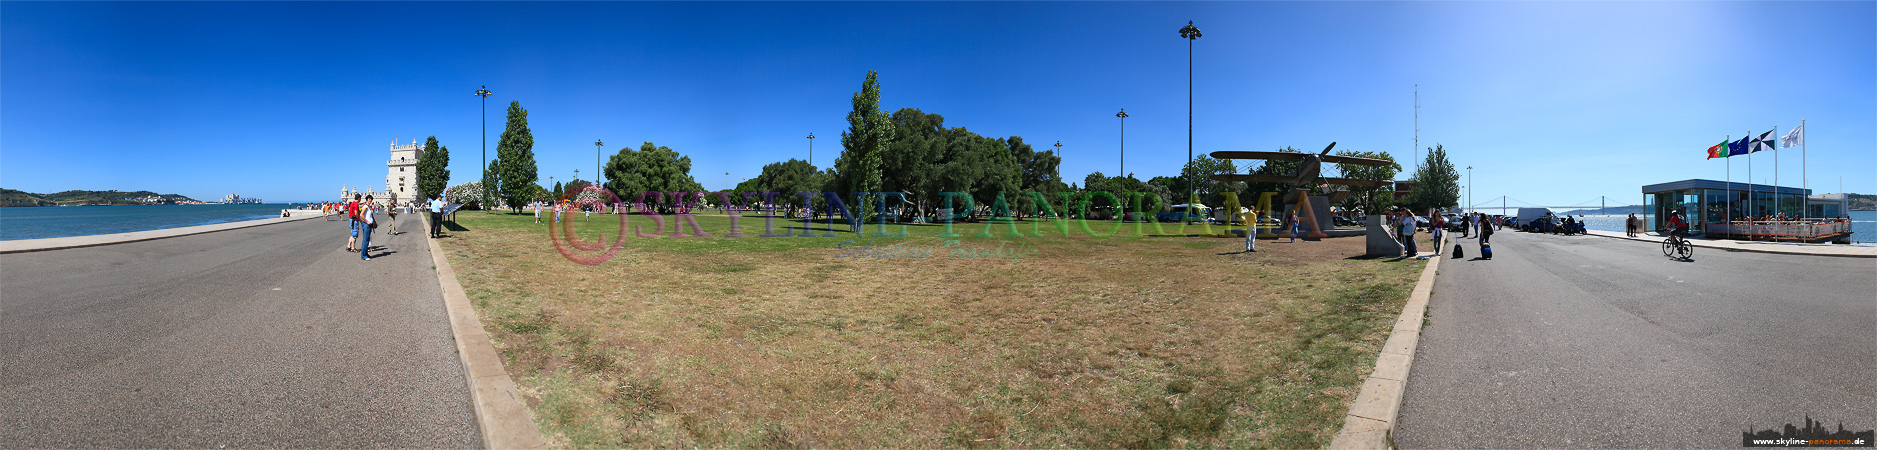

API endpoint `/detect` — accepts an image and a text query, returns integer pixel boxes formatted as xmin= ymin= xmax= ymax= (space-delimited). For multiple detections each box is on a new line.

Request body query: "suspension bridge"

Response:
xmin=1459 ymin=195 xmax=1641 ymax=214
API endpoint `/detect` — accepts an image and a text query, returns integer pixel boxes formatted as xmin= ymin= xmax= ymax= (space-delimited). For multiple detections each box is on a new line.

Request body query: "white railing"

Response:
xmin=1707 ymin=219 xmax=1852 ymax=240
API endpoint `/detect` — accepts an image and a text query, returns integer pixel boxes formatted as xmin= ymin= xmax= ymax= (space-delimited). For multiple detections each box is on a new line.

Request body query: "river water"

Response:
xmin=0 ymin=204 xmax=295 ymax=241
xmin=1571 ymin=210 xmax=1876 ymax=244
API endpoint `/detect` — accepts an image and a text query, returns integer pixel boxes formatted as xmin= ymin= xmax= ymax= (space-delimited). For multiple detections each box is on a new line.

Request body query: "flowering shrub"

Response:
xmin=445 ymin=181 xmax=485 ymax=210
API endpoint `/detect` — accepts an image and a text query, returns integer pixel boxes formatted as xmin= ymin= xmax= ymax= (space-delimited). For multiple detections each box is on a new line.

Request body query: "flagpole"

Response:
xmin=1801 ymin=119 xmax=1807 ymax=219
xmin=1747 ymin=130 xmax=1754 ymax=238
xmin=1773 ymin=125 xmax=1779 ymax=219
xmin=1725 ymin=135 xmax=1731 ymax=236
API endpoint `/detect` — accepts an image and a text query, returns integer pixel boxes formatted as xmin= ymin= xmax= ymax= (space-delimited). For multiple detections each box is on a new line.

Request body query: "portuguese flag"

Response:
xmin=1706 ymin=140 xmax=1728 ymax=159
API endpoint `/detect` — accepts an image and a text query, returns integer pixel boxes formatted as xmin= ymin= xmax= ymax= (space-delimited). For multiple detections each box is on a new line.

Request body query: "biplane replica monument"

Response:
xmin=1209 ymin=142 xmax=1396 ymax=244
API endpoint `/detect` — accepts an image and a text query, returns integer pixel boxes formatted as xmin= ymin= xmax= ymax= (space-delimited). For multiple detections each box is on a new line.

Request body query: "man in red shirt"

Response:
xmin=346 ymin=194 xmax=361 ymax=252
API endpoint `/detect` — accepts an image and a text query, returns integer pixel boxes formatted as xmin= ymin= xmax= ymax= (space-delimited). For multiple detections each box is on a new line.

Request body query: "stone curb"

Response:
xmin=425 ymin=223 xmax=549 ymax=450
xmin=1327 ymin=233 xmax=1446 ymax=450
xmin=1581 ymin=229 xmax=1876 ymax=258
xmin=0 ymin=214 xmax=321 ymax=254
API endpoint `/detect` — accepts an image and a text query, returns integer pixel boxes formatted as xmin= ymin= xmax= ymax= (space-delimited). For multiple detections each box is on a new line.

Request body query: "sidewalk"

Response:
xmin=1582 ymin=228 xmax=1877 ymax=258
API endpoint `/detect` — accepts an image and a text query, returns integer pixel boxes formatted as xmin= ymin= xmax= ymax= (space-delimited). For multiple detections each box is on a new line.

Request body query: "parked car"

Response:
xmin=1157 ymin=204 xmax=1212 ymax=223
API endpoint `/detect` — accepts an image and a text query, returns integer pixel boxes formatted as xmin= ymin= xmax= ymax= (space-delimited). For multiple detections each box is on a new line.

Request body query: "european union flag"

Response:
xmin=1728 ymin=136 xmax=1751 ymax=157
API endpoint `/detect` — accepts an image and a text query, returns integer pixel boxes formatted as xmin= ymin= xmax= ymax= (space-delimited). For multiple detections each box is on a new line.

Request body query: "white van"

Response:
xmin=1514 ymin=207 xmax=1554 ymax=230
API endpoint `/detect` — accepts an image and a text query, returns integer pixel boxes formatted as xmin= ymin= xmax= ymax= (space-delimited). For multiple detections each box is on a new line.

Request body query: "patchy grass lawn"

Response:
xmin=439 ymin=211 xmax=1429 ymax=449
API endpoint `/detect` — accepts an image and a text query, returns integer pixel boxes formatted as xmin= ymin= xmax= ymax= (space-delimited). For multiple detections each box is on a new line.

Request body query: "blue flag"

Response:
xmin=1728 ymin=136 xmax=1751 ymax=156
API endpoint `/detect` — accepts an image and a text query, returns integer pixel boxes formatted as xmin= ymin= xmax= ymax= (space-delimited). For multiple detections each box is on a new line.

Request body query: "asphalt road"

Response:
xmin=1395 ymin=229 xmax=1877 ymax=448
xmin=0 ymin=216 xmax=480 ymax=448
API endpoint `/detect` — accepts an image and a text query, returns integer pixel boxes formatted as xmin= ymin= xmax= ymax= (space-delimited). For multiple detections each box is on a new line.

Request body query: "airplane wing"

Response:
xmin=1208 ymin=174 xmax=1301 ymax=183
xmin=1316 ymin=177 xmax=1393 ymax=187
xmin=1208 ymin=151 xmax=1308 ymax=161
xmin=1318 ymin=155 xmax=1394 ymax=167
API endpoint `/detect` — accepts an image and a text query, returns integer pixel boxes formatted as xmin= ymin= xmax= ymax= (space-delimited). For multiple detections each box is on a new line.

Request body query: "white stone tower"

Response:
xmin=387 ymin=139 xmax=424 ymax=205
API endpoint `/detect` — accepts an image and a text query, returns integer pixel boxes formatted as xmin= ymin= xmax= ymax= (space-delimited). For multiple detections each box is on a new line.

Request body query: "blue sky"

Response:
xmin=4 ymin=1 xmax=1872 ymax=209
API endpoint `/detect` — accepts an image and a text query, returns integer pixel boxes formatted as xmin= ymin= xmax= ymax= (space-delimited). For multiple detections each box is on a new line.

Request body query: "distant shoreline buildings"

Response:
xmin=222 ymin=194 xmax=263 ymax=204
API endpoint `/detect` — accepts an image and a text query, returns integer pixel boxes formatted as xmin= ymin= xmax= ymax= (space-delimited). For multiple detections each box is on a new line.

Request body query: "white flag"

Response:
xmin=1781 ymin=123 xmax=1804 ymax=148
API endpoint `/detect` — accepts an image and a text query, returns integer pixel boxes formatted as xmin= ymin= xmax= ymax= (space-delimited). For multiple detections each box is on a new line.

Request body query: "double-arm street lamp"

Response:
xmin=475 ymin=85 xmax=492 ymax=212
xmin=806 ymin=133 xmax=816 ymax=166
xmin=595 ymin=139 xmax=604 ymax=186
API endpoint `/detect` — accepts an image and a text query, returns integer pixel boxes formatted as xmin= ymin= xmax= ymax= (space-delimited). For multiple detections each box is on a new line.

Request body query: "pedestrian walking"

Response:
xmin=1480 ymin=215 xmax=1494 ymax=244
xmin=428 ymin=194 xmax=445 ymax=238
xmin=1399 ymin=210 xmax=1419 ymax=257
xmin=1625 ymin=213 xmax=1638 ymax=237
xmin=1430 ymin=210 xmax=1445 ymax=245
xmin=345 ymin=194 xmax=361 ymax=252
xmin=1286 ymin=210 xmax=1300 ymax=243
xmin=534 ymin=202 xmax=542 ymax=223
xmin=360 ymin=195 xmax=376 ymax=261
xmin=385 ymin=200 xmax=398 ymax=235
xmin=1243 ymin=210 xmax=1258 ymax=253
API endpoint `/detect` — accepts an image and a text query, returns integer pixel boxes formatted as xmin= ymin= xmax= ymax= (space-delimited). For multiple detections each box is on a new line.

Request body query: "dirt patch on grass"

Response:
xmin=442 ymin=213 xmax=1422 ymax=448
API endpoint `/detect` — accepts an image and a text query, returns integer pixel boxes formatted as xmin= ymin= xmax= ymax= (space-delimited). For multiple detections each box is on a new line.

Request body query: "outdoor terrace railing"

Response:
xmin=1707 ymin=219 xmax=1853 ymax=241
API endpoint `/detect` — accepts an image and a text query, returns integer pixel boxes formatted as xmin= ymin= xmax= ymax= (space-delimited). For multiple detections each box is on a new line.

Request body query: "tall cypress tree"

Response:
xmin=495 ymin=101 xmax=539 ymax=212
xmin=835 ymin=71 xmax=892 ymax=221
xmin=417 ymin=136 xmax=450 ymax=200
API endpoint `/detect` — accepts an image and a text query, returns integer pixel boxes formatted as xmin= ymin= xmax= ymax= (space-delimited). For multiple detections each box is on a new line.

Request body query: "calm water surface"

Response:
xmin=0 ymin=204 xmax=296 ymax=241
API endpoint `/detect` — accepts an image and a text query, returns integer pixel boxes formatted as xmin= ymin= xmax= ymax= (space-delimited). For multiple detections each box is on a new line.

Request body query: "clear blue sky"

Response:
xmin=5 ymin=1 xmax=1872 ymax=208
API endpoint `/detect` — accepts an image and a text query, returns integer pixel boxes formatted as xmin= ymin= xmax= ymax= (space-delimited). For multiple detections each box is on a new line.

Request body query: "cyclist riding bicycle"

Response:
xmin=1666 ymin=211 xmax=1688 ymax=239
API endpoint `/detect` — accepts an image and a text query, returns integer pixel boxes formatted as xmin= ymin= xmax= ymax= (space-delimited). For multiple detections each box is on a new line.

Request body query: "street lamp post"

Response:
xmin=1466 ymin=166 xmax=1473 ymax=216
xmin=1180 ymin=21 xmax=1202 ymax=204
xmin=1115 ymin=109 xmax=1129 ymax=176
xmin=806 ymin=133 xmax=815 ymax=166
xmin=595 ymin=139 xmax=604 ymax=186
xmin=475 ymin=86 xmax=492 ymax=212
xmin=1053 ymin=140 xmax=1062 ymax=156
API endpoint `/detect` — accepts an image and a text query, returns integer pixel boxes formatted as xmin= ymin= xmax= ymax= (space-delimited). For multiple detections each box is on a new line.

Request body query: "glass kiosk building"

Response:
xmin=1640 ymin=179 xmax=1811 ymax=235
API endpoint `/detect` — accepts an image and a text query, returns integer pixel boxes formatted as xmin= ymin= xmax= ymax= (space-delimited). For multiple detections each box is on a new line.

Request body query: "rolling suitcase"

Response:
xmin=1452 ymin=244 xmax=1464 ymax=259
xmin=1481 ymin=243 xmax=1493 ymax=260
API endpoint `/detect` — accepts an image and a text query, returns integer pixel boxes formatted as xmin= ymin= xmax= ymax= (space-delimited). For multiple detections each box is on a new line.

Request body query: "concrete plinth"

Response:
xmin=1367 ymin=215 xmax=1404 ymax=257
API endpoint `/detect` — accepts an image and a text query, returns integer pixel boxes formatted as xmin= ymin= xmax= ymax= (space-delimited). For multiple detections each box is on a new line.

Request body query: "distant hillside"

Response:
xmin=1851 ymin=193 xmax=1875 ymax=211
xmin=0 ymin=189 xmax=199 ymax=207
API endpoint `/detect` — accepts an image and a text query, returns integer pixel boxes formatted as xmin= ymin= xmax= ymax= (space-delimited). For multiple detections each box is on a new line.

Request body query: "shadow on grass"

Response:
xmin=1343 ymin=254 xmax=1416 ymax=262
xmin=443 ymin=221 xmax=471 ymax=232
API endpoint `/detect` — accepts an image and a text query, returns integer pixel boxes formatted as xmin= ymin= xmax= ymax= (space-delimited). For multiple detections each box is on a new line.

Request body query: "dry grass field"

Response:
xmin=438 ymin=211 xmax=1432 ymax=449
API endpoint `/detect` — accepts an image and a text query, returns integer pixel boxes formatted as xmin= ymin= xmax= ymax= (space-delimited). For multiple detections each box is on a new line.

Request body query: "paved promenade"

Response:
xmin=1584 ymin=228 xmax=1877 ymax=258
xmin=1394 ymin=230 xmax=1876 ymax=448
xmin=0 ymin=217 xmax=480 ymax=447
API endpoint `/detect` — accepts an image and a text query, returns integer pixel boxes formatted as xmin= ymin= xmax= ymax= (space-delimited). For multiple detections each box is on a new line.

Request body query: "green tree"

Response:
xmin=564 ymin=179 xmax=591 ymax=198
xmin=1405 ymin=144 xmax=1461 ymax=214
xmin=834 ymin=71 xmax=892 ymax=221
xmin=495 ymin=101 xmax=539 ymax=212
xmin=1332 ymin=149 xmax=1401 ymax=216
xmin=1008 ymin=136 xmax=1064 ymax=217
xmin=1177 ymin=154 xmax=1242 ymax=207
xmin=552 ymin=181 xmax=563 ymax=200
xmin=750 ymin=159 xmax=826 ymax=210
xmin=485 ymin=159 xmax=501 ymax=209
xmin=417 ymin=136 xmax=450 ymax=200
xmin=603 ymin=142 xmax=705 ymax=211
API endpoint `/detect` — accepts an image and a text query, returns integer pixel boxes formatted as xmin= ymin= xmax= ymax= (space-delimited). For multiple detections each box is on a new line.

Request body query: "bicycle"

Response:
xmin=1661 ymin=231 xmax=1693 ymax=260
